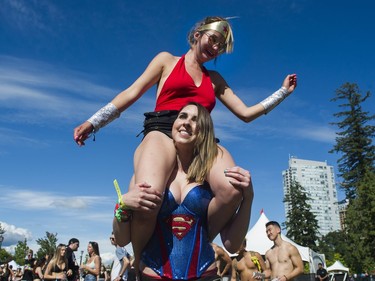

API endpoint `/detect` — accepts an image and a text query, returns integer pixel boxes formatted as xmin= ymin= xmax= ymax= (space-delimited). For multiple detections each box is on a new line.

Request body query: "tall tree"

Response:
xmin=283 ymin=180 xmax=320 ymax=251
xmin=330 ymin=83 xmax=375 ymax=199
xmin=329 ymin=83 xmax=374 ymax=272
xmin=36 ymin=232 xmax=58 ymax=259
xmin=317 ymin=230 xmax=349 ymax=264
xmin=14 ymin=239 xmax=29 ymax=266
xmin=344 ymin=169 xmax=375 ymax=273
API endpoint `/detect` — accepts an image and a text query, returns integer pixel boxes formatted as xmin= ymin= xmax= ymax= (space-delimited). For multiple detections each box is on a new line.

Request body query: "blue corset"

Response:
xmin=141 ymin=182 xmax=214 ymax=280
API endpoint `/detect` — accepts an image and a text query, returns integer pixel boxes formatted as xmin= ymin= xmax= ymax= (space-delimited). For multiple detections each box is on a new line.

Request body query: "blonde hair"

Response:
xmin=49 ymin=244 xmax=68 ymax=271
xmin=181 ymin=102 xmax=218 ymax=183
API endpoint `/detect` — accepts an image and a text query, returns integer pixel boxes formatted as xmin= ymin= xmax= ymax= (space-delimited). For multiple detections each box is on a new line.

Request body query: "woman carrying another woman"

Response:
xmin=80 ymin=242 xmax=101 ymax=281
xmin=44 ymin=244 xmax=68 ymax=281
xmin=113 ymin=102 xmax=254 ymax=280
xmin=74 ymin=16 xmax=297 ymax=266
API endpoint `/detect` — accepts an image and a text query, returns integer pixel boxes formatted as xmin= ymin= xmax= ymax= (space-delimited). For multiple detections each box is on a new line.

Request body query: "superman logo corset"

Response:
xmin=141 ymin=182 xmax=215 ymax=280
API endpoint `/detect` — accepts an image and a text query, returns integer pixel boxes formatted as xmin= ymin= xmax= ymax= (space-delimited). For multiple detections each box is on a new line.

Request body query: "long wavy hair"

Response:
xmin=179 ymin=102 xmax=218 ymax=183
xmin=49 ymin=244 xmax=68 ymax=269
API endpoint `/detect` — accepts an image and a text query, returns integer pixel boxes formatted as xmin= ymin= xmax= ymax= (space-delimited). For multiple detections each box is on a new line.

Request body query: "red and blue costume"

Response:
xmin=141 ymin=182 xmax=215 ymax=280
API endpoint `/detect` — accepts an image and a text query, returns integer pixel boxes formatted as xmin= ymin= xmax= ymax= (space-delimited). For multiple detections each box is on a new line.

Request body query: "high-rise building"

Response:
xmin=282 ymin=156 xmax=341 ymax=237
xmin=338 ymin=199 xmax=349 ymax=231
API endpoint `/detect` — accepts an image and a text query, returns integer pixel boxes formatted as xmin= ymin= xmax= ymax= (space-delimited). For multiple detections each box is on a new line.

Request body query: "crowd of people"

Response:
xmin=0 ymin=237 xmax=133 ymax=281
xmin=0 ymin=220 xmax=305 ymax=281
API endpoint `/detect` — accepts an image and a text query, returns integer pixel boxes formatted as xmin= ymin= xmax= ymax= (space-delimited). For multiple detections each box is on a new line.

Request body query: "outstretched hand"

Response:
xmin=122 ymin=182 xmax=163 ymax=212
xmin=282 ymin=74 xmax=298 ymax=94
xmin=73 ymin=121 xmax=94 ymax=146
xmin=224 ymin=166 xmax=254 ymax=200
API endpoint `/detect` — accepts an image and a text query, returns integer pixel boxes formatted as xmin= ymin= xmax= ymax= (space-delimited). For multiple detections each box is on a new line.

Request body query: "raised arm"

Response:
xmin=74 ymin=52 xmax=173 ymax=146
xmin=210 ymin=71 xmax=297 ymax=123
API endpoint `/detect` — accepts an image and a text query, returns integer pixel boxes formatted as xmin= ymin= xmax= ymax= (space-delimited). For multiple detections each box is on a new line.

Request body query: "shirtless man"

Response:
xmin=231 ymin=239 xmax=266 ymax=281
xmin=263 ymin=221 xmax=303 ymax=281
xmin=212 ymin=243 xmax=232 ymax=280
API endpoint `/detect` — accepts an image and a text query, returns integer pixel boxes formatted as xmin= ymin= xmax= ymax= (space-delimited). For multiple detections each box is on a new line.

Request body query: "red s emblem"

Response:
xmin=167 ymin=215 xmax=196 ymax=240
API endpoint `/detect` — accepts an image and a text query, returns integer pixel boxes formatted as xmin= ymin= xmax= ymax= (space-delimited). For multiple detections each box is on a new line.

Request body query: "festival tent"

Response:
xmin=245 ymin=210 xmax=326 ymax=273
xmin=327 ymin=261 xmax=349 ymax=281
xmin=327 ymin=261 xmax=349 ymax=273
xmin=8 ymin=260 xmax=21 ymax=269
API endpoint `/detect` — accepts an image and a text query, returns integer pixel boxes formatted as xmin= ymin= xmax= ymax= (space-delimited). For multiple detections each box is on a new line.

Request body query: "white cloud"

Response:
xmin=0 ymin=187 xmax=110 ymax=211
xmin=295 ymin=125 xmax=336 ymax=143
xmin=0 ymin=56 xmax=153 ymax=130
xmin=0 ymin=221 xmax=33 ymax=247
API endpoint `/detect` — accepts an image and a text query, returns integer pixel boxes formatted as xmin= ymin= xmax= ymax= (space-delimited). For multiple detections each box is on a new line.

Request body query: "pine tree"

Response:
xmin=283 ymin=180 xmax=320 ymax=251
xmin=345 ymin=169 xmax=375 ymax=273
xmin=330 ymin=83 xmax=375 ymax=199
xmin=329 ymin=83 xmax=375 ymax=272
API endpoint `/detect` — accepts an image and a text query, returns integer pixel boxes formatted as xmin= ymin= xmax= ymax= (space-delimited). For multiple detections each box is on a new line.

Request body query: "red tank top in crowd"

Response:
xmin=154 ymin=55 xmax=216 ymax=113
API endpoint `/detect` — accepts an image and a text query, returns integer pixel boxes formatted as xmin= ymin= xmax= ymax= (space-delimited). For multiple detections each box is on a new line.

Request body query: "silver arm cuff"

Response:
xmin=260 ymin=87 xmax=290 ymax=114
xmin=87 ymin=103 xmax=120 ymax=132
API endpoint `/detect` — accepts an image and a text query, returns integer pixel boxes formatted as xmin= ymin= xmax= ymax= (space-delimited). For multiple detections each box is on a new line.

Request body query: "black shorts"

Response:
xmin=139 ymin=110 xmax=219 ymax=143
xmin=140 ymin=110 xmax=179 ymax=139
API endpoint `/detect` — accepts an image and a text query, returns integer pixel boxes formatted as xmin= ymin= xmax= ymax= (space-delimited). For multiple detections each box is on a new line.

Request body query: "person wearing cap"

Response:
xmin=74 ymin=16 xmax=297 ymax=269
xmin=66 ymin=238 xmax=80 ymax=281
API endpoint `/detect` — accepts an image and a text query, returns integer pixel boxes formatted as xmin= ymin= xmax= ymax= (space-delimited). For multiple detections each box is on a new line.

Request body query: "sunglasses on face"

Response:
xmin=204 ymin=32 xmax=226 ymax=53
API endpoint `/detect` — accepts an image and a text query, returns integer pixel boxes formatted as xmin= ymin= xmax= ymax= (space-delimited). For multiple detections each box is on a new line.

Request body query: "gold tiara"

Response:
xmin=198 ymin=21 xmax=234 ymax=53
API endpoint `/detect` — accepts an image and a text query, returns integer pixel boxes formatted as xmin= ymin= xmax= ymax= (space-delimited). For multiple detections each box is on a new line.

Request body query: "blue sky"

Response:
xmin=0 ymin=0 xmax=374 ymax=263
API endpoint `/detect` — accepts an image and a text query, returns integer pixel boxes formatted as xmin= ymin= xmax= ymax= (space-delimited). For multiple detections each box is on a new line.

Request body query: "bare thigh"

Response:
xmin=206 ymin=145 xmax=242 ymax=237
xmin=132 ymin=131 xmax=176 ymax=193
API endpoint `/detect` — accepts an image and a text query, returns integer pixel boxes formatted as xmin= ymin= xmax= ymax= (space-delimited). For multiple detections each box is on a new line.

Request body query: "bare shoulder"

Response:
xmin=154 ymin=51 xmax=179 ymax=64
xmin=152 ymin=52 xmax=180 ymax=74
xmin=283 ymin=241 xmax=299 ymax=254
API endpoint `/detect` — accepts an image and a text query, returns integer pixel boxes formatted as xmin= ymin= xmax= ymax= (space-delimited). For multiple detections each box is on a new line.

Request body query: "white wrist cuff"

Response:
xmin=260 ymin=87 xmax=290 ymax=114
xmin=87 ymin=103 xmax=120 ymax=132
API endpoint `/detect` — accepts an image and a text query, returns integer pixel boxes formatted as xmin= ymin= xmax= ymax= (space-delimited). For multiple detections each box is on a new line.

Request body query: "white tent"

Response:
xmin=245 ymin=211 xmax=325 ymax=273
xmin=8 ymin=260 xmax=21 ymax=269
xmin=327 ymin=261 xmax=349 ymax=281
xmin=327 ymin=261 xmax=349 ymax=273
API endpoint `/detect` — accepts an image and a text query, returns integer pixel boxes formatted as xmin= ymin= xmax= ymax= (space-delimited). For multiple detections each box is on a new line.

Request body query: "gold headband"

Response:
xmin=198 ymin=21 xmax=234 ymax=53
